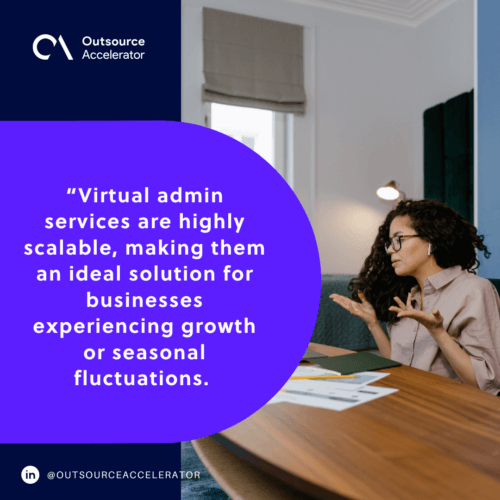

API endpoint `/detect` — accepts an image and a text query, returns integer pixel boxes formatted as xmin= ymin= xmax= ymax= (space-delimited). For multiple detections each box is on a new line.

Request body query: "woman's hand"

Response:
xmin=330 ymin=292 xmax=378 ymax=327
xmin=389 ymin=293 xmax=445 ymax=336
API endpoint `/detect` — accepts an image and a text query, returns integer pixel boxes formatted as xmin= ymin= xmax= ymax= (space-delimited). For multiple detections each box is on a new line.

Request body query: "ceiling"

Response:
xmin=283 ymin=0 xmax=460 ymax=27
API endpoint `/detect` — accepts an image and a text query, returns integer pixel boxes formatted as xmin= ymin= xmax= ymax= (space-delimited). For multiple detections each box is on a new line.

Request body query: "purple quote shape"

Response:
xmin=0 ymin=122 xmax=320 ymax=443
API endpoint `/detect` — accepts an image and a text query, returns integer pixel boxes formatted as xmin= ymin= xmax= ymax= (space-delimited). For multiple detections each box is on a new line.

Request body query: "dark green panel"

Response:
xmin=444 ymin=154 xmax=472 ymax=222
xmin=469 ymin=89 xmax=474 ymax=223
xmin=443 ymin=92 xmax=470 ymax=158
xmin=443 ymin=90 xmax=473 ymax=223
xmin=423 ymin=104 xmax=445 ymax=202
xmin=424 ymin=89 xmax=474 ymax=224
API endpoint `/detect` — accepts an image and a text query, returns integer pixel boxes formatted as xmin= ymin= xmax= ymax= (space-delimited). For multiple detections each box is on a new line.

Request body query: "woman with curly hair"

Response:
xmin=331 ymin=199 xmax=500 ymax=395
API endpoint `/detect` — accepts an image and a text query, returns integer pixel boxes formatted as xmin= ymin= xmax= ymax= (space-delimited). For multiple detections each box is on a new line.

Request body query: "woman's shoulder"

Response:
xmin=455 ymin=271 xmax=495 ymax=287
xmin=452 ymin=272 xmax=500 ymax=301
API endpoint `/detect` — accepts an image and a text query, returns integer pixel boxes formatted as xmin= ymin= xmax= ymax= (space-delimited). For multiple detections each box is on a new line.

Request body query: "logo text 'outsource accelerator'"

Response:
xmin=33 ymin=36 xmax=146 ymax=60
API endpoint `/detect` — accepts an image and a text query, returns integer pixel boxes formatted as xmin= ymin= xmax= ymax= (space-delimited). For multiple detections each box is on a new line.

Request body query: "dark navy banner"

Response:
xmin=1 ymin=1 xmax=181 ymax=498
xmin=2 ymin=445 xmax=182 ymax=499
xmin=2 ymin=1 xmax=180 ymax=121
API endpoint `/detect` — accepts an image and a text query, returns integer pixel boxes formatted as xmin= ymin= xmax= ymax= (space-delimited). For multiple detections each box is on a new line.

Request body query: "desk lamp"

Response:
xmin=376 ymin=180 xmax=406 ymax=200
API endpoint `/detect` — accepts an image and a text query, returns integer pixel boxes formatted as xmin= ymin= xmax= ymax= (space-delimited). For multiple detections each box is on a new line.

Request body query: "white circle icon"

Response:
xmin=21 ymin=466 xmax=40 ymax=484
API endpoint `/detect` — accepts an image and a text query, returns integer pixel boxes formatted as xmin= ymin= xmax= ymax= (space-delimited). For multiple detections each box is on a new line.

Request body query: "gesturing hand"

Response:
xmin=389 ymin=293 xmax=445 ymax=336
xmin=330 ymin=292 xmax=378 ymax=327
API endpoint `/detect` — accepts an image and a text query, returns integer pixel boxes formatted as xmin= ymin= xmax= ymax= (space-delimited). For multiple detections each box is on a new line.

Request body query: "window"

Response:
xmin=205 ymin=102 xmax=293 ymax=187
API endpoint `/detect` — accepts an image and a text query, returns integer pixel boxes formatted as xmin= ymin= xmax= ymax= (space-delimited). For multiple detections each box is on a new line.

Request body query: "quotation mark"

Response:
xmin=47 ymin=471 xmax=55 ymax=480
xmin=67 ymin=188 xmax=76 ymax=195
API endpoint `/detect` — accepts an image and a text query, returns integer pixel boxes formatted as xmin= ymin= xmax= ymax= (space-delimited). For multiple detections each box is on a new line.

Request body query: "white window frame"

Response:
xmin=181 ymin=2 xmax=316 ymax=227
xmin=204 ymin=102 xmax=294 ymax=188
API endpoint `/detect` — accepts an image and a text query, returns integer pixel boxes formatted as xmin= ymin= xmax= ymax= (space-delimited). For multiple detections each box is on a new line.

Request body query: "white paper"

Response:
xmin=268 ymin=386 xmax=399 ymax=411
xmin=285 ymin=371 xmax=390 ymax=392
xmin=271 ymin=385 xmax=398 ymax=411
xmin=291 ymin=366 xmax=341 ymax=378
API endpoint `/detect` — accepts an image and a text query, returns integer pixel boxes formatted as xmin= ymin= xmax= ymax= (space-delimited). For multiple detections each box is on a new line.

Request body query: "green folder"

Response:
xmin=311 ymin=352 xmax=402 ymax=375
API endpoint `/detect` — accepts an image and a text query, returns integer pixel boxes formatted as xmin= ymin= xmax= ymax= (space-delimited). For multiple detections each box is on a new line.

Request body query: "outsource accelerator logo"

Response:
xmin=33 ymin=35 xmax=73 ymax=60
xmin=33 ymin=35 xmax=145 ymax=60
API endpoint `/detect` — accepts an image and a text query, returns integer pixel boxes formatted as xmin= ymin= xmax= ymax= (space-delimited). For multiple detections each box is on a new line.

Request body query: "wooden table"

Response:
xmin=194 ymin=343 xmax=500 ymax=500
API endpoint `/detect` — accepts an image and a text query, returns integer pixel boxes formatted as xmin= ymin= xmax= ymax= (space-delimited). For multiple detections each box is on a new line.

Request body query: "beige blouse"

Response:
xmin=388 ymin=266 xmax=500 ymax=395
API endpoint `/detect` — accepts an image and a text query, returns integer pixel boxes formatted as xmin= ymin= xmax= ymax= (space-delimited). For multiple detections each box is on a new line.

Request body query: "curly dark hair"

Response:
xmin=349 ymin=199 xmax=490 ymax=325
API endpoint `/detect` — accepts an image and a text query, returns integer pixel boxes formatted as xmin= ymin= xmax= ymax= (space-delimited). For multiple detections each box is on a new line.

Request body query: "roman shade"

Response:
xmin=202 ymin=8 xmax=306 ymax=114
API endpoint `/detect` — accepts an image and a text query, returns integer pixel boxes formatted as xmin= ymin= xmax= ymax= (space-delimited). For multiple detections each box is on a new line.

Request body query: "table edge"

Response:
xmin=212 ymin=432 xmax=358 ymax=500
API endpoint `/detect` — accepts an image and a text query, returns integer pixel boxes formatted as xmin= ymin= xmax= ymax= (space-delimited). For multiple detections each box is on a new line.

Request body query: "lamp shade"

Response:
xmin=377 ymin=180 xmax=401 ymax=200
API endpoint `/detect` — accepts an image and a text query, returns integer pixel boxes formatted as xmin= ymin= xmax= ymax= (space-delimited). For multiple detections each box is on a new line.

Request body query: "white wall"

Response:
xmin=182 ymin=0 xmax=473 ymax=274
xmin=412 ymin=0 xmax=474 ymax=206
xmin=312 ymin=13 xmax=414 ymax=274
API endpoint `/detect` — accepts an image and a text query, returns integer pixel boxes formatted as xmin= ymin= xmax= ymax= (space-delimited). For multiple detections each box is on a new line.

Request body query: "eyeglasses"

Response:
xmin=385 ymin=234 xmax=420 ymax=254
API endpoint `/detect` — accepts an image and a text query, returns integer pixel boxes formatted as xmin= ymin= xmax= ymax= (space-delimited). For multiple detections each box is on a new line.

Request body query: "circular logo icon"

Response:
xmin=21 ymin=466 xmax=40 ymax=484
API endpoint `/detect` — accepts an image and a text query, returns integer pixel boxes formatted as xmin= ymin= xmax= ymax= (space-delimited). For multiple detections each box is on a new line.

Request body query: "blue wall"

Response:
xmin=478 ymin=0 xmax=500 ymax=278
